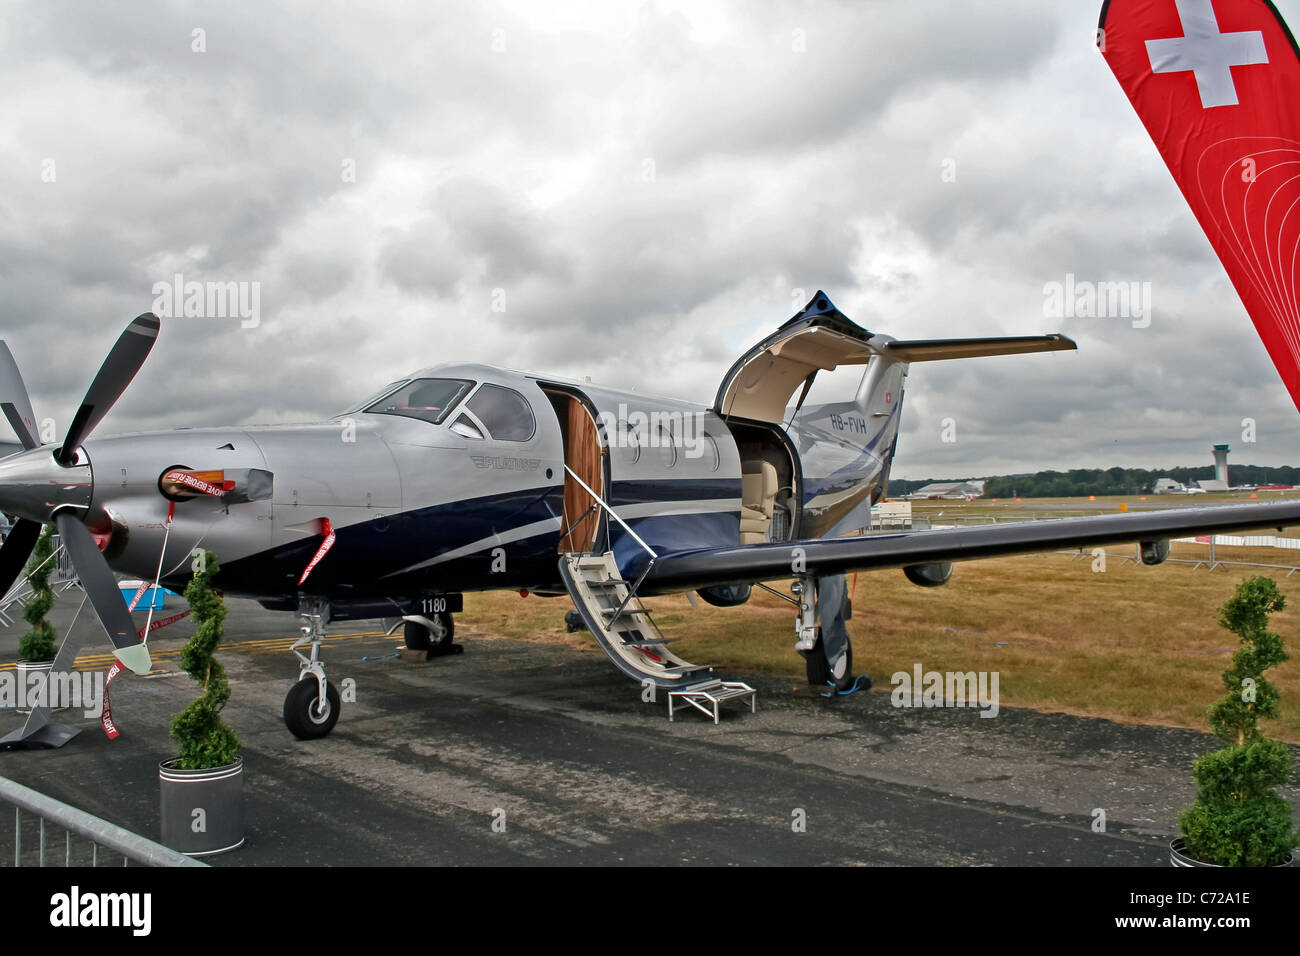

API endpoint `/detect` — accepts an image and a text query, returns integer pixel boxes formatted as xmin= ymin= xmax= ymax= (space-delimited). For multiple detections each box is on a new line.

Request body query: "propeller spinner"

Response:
xmin=0 ymin=313 xmax=161 ymax=674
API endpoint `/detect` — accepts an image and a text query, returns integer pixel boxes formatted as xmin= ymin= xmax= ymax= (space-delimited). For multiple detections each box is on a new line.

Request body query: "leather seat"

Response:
xmin=740 ymin=461 xmax=778 ymax=543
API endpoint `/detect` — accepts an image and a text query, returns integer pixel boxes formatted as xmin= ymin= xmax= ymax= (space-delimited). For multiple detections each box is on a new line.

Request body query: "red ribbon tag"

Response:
xmin=162 ymin=469 xmax=230 ymax=498
xmin=137 ymin=609 xmax=191 ymax=641
xmin=126 ymin=582 xmax=149 ymax=611
xmin=101 ymin=661 xmax=125 ymax=739
xmin=297 ymin=517 xmax=336 ymax=585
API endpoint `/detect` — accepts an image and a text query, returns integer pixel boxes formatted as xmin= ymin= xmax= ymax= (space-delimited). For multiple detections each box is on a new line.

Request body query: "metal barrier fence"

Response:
xmin=1058 ymin=547 xmax=1300 ymax=576
xmin=0 ymin=775 xmax=205 ymax=867
xmin=0 ymin=536 xmax=80 ymax=628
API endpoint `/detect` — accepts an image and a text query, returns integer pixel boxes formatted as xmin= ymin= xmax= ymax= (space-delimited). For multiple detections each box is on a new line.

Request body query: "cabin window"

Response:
xmin=702 ymin=434 xmax=720 ymax=472
xmin=619 ymin=422 xmax=641 ymax=465
xmin=655 ymin=424 xmax=677 ymax=468
xmin=466 ymin=384 xmax=536 ymax=441
xmin=363 ymin=378 xmax=473 ymax=425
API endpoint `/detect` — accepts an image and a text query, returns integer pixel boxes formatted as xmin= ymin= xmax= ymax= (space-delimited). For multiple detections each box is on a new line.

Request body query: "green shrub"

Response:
xmin=1177 ymin=577 xmax=1299 ymax=866
xmin=17 ymin=527 xmax=56 ymax=663
xmin=169 ymin=552 xmax=240 ymax=769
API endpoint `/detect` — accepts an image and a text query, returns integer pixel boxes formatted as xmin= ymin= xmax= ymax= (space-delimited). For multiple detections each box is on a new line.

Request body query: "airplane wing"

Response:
xmin=643 ymin=500 xmax=1300 ymax=592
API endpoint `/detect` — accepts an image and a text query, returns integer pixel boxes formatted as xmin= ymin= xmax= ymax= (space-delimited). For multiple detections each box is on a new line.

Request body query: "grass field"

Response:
xmin=464 ymin=493 xmax=1300 ymax=743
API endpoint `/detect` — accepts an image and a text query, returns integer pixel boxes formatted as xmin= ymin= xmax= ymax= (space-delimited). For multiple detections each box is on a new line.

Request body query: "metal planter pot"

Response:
xmin=159 ymin=758 xmax=245 ymax=857
xmin=1170 ymin=838 xmax=1295 ymax=867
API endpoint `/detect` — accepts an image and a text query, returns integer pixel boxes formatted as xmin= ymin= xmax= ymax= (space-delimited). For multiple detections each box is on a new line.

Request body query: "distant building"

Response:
xmin=1153 ymin=477 xmax=1185 ymax=494
xmin=907 ymin=480 xmax=985 ymax=500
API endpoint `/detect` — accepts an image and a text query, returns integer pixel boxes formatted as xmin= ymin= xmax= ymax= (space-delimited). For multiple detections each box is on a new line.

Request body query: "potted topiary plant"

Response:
xmin=1172 ymin=576 xmax=1299 ymax=867
xmin=16 ymin=527 xmax=57 ymax=713
xmin=159 ymin=550 xmax=244 ymax=856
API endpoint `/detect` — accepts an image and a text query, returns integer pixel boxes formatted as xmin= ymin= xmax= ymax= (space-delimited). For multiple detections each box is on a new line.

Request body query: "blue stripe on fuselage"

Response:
xmin=192 ymin=484 xmax=565 ymax=600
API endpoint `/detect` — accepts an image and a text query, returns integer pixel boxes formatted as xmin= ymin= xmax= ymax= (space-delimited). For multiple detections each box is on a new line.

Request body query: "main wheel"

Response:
xmin=284 ymin=677 xmax=341 ymax=739
xmin=802 ymin=638 xmax=853 ymax=692
xmin=403 ymin=612 xmax=454 ymax=650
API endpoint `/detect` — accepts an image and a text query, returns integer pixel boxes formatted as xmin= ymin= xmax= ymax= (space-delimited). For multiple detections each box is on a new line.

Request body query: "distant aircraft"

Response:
xmin=3 ymin=295 xmax=1299 ymax=746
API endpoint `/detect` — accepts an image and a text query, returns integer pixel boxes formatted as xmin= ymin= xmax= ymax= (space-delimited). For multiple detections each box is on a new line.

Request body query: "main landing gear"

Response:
xmin=284 ymin=596 xmax=341 ymax=740
xmin=401 ymin=611 xmax=460 ymax=657
xmin=792 ymin=574 xmax=866 ymax=695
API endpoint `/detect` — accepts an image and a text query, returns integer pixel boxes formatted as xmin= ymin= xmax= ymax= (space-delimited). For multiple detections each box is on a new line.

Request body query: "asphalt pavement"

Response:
xmin=2 ymin=588 xmax=1293 ymax=866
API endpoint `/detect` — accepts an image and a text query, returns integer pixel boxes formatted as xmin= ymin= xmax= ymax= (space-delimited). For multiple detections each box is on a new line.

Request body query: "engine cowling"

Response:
xmin=903 ymin=561 xmax=953 ymax=588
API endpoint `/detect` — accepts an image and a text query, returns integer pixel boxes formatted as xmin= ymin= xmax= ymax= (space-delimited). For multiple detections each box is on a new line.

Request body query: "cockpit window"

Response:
xmin=339 ymin=380 xmax=409 ymax=417
xmin=466 ymin=384 xmax=536 ymax=441
xmin=363 ymin=378 xmax=473 ymax=425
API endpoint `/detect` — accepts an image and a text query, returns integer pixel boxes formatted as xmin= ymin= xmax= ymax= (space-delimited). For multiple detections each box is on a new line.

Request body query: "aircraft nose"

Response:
xmin=0 ymin=446 xmax=92 ymax=524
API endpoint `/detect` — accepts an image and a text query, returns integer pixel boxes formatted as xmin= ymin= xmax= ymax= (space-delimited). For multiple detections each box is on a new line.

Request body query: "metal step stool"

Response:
xmin=668 ymin=679 xmax=756 ymax=724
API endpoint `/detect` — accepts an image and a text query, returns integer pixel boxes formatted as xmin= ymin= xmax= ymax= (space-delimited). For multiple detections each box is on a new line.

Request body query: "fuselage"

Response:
xmin=1 ymin=358 xmax=900 ymax=614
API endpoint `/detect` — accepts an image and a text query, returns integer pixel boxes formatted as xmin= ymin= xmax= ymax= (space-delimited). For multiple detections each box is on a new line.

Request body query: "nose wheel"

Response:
xmin=284 ymin=676 xmax=340 ymax=739
xmin=284 ymin=596 xmax=341 ymax=739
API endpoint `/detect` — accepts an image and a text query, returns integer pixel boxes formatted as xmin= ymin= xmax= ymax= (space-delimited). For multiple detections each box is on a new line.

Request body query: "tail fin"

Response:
xmin=1100 ymin=0 xmax=1300 ymax=411
xmin=795 ymin=327 xmax=1073 ymax=537
xmin=846 ymin=333 xmax=1076 ymax=497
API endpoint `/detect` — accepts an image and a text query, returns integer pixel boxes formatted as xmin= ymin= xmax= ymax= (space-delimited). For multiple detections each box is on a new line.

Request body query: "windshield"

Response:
xmin=339 ymin=380 xmax=409 ymax=416
xmin=362 ymin=378 xmax=474 ymax=425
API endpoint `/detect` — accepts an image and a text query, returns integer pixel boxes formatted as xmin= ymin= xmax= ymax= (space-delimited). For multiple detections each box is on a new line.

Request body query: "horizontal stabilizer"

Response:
xmin=882 ymin=334 xmax=1076 ymax=363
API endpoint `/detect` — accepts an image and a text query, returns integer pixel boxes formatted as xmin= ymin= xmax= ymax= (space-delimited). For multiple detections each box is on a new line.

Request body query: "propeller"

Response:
xmin=0 ymin=341 xmax=40 ymax=450
xmin=57 ymin=313 xmax=159 ymax=465
xmin=55 ymin=512 xmax=151 ymax=674
xmin=0 ymin=517 xmax=42 ymax=598
xmin=0 ymin=313 xmax=161 ymax=674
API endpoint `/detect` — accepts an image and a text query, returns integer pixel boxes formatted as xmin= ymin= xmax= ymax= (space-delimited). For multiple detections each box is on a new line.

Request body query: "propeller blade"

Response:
xmin=54 ymin=512 xmax=151 ymax=675
xmin=0 ymin=342 xmax=40 ymax=450
xmin=0 ymin=518 xmax=42 ymax=598
xmin=57 ymin=313 xmax=160 ymax=465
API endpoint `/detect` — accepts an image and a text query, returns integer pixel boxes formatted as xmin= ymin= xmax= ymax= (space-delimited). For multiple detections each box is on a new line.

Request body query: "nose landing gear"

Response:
xmin=284 ymin=596 xmax=341 ymax=739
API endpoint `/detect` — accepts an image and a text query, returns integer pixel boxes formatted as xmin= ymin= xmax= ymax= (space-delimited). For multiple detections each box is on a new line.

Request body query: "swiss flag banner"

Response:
xmin=1100 ymin=0 xmax=1300 ymax=410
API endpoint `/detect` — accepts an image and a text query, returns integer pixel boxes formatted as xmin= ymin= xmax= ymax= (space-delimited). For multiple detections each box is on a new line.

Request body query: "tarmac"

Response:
xmin=2 ymin=588 xmax=1296 ymax=866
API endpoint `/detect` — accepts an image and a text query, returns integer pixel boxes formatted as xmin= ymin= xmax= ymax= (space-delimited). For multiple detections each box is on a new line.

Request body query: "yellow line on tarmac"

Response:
xmin=0 ymin=629 xmax=396 ymax=672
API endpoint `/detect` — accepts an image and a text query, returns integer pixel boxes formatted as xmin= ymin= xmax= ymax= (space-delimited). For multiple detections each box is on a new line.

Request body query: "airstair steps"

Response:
xmin=559 ymin=551 xmax=718 ymax=689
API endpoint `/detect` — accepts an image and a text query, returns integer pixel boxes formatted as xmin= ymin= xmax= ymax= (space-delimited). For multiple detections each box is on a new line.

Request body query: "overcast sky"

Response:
xmin=2 ymin=0 xmax=1299 ymax=479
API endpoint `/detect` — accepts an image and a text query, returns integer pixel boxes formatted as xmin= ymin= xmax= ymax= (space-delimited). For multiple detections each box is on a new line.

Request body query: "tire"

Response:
xmin=802 ymin=638 xmax=853 ymax=691
xmin=284 ymin=677 xmax=341 ymax=739
xmin=404 ymin=612 xmax=454 ymax=650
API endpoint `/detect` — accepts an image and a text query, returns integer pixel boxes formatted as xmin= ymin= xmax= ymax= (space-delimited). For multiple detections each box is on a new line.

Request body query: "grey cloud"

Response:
xmin=2 ymin=0 xmax=1299 ymax=480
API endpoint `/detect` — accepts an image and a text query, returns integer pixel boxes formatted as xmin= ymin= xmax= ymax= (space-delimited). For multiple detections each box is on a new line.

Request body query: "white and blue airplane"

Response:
xmin=3 ymin=292 xmax=1299 ymax=743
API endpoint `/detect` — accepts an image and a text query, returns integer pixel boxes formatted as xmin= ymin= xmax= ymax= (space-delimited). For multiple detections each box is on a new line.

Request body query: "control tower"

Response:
xmin=1212 ymin=443 xmax=1230 ymax=487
